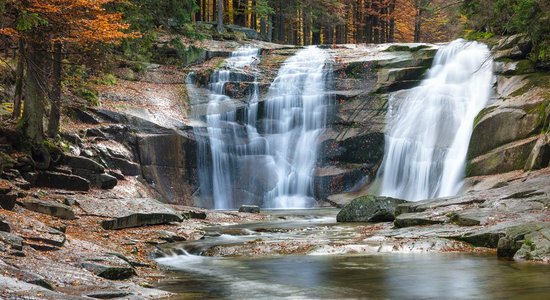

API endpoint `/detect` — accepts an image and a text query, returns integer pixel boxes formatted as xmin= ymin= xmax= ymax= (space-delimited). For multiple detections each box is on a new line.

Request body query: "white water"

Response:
xmin=195 ymin=46 xmax=330 ymax=209
xmin=378 ymin=39 xmax=493 ymax=201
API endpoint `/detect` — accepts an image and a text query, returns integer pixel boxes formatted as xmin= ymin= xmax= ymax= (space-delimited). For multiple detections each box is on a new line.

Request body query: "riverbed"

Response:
xmin=155 ymin=210 xmax=550 ymax=299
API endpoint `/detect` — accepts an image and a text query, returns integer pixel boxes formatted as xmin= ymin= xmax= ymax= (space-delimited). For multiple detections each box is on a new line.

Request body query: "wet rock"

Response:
xmin=238 ymin=205 xmax=260 ymax=213
xmin=65 ymin=155 xmax=105 ymax=173
xmin=20 ymin=198 xmax=75 ymax=220
xmin=0 ymin=216 xmax=10 ymax=232
xmin=337 ymin=195 xmax=408 ymax=223
xmin=0 ymin=260 xmax=55 ymax=290
xmin=81 ymin=254 xmax=136 ymax=280
xmin=76 ymin=197 xmax=183 ymax=230
xmin=35 ymin=171 xmax=90 ymax=191
xmin=86 ymin=128 xmax=107 ymax=138
xmin=0 ymin=231 xmax=22 ymax=250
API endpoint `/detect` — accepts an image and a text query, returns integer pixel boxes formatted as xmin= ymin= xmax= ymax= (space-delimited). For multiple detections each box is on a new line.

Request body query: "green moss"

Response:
xmin=94 ymin=73 xmax=117 ymax=86
xmin=511 ymin=73 xmax=550 ymax=97
xmin=473 ymin=106 xmax=498 ymax=127
xmin=464 ymin=30 xmax=494 ymax=41
xmin=78 ymin=87 xmax=100 ymax=106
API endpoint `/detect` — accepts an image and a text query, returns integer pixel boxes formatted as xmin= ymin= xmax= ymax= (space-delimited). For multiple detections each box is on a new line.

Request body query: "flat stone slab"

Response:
xmin=394 ymin=212 xmax=446 ymax=228
xmin=21 ymin=198 xmax=75 ymax=220
xmin=81 ymin=254 xmax=136 ymax=280
xmin=76 ymin=197 xmax=182 ymax=230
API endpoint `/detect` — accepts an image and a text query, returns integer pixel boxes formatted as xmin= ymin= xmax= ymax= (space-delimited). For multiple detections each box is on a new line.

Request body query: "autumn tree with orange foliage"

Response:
xmin=0 ymin=0 xmax=134 ymax=168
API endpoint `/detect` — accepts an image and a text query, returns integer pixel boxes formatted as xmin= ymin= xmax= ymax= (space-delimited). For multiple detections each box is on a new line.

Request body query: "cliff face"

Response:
xmin=466 ymin=35 xmax=550 ymax=183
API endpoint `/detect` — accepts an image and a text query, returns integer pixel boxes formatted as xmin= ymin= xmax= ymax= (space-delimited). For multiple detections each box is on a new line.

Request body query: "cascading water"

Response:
xmin=193 ymin=46 xmax=330 ymax=209
xmin=378 ymin=39 xmax=493 ymax=201
xmin=262 ymin=46 xmax=330 ymax=208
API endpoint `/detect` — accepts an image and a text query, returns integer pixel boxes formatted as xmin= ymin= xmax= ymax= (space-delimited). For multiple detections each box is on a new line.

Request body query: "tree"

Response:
xmin=0 ymin=0 xmax=134 ymax=166
xmin=217 ymin=0 xmax=225 ymax=33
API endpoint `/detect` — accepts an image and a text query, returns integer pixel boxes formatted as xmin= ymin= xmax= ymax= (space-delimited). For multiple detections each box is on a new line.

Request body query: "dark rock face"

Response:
xmin=0 ymin=216 xmax=11 ymax=232
xmin=0 ymin=192 xmax=17 ymax=210
xmin=34 ymin=171 xmax=90 ymax=191
xmin=65 ymin=155 xmax=105 ymax=173
xmin=336 ymin=195 xmax=409 ymax=222
xmin=21 ymin=198 xmax=75 ymax=220
xmin=137 ymin=133 xmax=197 ymax=205
xmin=239 ymin=205 xmax=260 ymax=213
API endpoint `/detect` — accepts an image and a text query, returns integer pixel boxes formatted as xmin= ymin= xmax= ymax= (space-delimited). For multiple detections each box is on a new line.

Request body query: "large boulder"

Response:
xmin=468 ymin=107 xmax=539 ymax=159
xmin=65 ymin=155 xmax=105 ymax=173
xmin=336 ymin=195 xmax=409 ymax=222
xmin=497 ymin=222 xmax=550 ymax=262
xmin=524 ymin=134 xmax=550 ymax=170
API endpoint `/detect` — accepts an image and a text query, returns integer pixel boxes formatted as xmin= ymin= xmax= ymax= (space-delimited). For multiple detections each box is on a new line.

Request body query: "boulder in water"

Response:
xmin=336 ymin=195 xmax=408 ymax=222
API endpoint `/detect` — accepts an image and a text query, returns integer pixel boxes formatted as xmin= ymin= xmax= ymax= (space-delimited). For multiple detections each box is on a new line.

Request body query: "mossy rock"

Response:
xmin=384 ymin=44 xmax=431 ymax=52
xmin=336 ymin=195 xmax=408 ymax=223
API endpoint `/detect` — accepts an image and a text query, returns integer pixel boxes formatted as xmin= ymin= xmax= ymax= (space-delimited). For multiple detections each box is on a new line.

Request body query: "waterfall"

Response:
xmin=378 ymin=39 xmax=493 ymax=201
xmin=194 ymin=46 xmax=330 ymax=209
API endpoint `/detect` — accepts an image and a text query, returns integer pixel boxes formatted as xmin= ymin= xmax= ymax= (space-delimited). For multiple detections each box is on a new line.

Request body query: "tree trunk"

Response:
xmin=47 ymin=42 xmax=62 ymax=138
xmin=414 ymin=0 xmax=424 ymax=42
xmin=12 ymin=39 xmax=24 ymax=120
xmin=22 ymin=43 xmax=46 ymax=145
xmin=217 ymin=0 xmax=225 ymax=33
xmin=267 ymin=15 xmax=273 ymax=42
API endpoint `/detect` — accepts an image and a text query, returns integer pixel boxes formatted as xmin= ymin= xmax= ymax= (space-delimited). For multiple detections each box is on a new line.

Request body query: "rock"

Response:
xmin=238 ymin=205 xmax=260 ymax=213
xmin=0 ymin=231 xmax=23 ymax=250
xmin=20 ymin=198 xmax=75 ymax=220
xmin=514 ymin=224 xmax=550 ymax=262
xmin=111 ymin=157 xmax=141 ymax=176
xmin=86 ymin=291 xmax=133 ymax=299
xmin=85 ymin=128 xmax=107 ymax=138
xmin=12 ymin=217 xmax=66 ymax=251
xmin=182 ymin=210 xmax=207 ymax=219
xmin=81 ymin=254 xmax=136 ymax=280
xmin=157 ymin=230 xmax=186 ymax=242
xmin=337 ymin=195 xmax=409 ymax=223
xmin=60 ymin=132 xmax=83 ymax=145
xmin=76 ymin=197 xmax=183 ymax=230
xmin=0 ymin=179 xmax=13 ymax=194
xmin=469 ymin=107 xmax=539 ymax=159
xmin=394 ymin=212 xmax=445 ymax=228
xmin=68 ymin=107 xmax=101 ymax=124
xmin=108 ymin=169 xmax=125 ymax=180
xmin=35 ymin=171 xmax=90 ymax=191
xmin=98 ymin=173 xmax=117 ymax=189
xmin=0 ymin=216 xmax=10 ymax=232
xmin=493 ymin=34 xmax=532 ymax=60
xmin=467 ymin=136 xmax=539 ymax=176
xmin=65 ymin=155 xmax=105 ymax=173
xmin=0 ymin=191 xmax=17 ymax=210
xmin=314 ymin=166 xmax=370 ymax=200
xmin=493 ymin=60 xmax=535 ymax=75
xmin=524 ymin=134 xmax=550 ymax=170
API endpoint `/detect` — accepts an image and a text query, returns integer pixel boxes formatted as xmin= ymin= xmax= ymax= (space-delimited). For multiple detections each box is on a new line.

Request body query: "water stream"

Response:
xmin=193 ymin=46 xmax=330 ymax=209
xmin=378 ymin=39 xmax=493 ymax=201
xmin=156 ymin=210 xmax=550 ymax=299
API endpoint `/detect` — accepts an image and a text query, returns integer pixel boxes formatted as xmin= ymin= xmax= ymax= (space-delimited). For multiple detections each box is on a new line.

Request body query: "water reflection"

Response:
xmin=158 ymin=253 xmax=550 ymax=299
